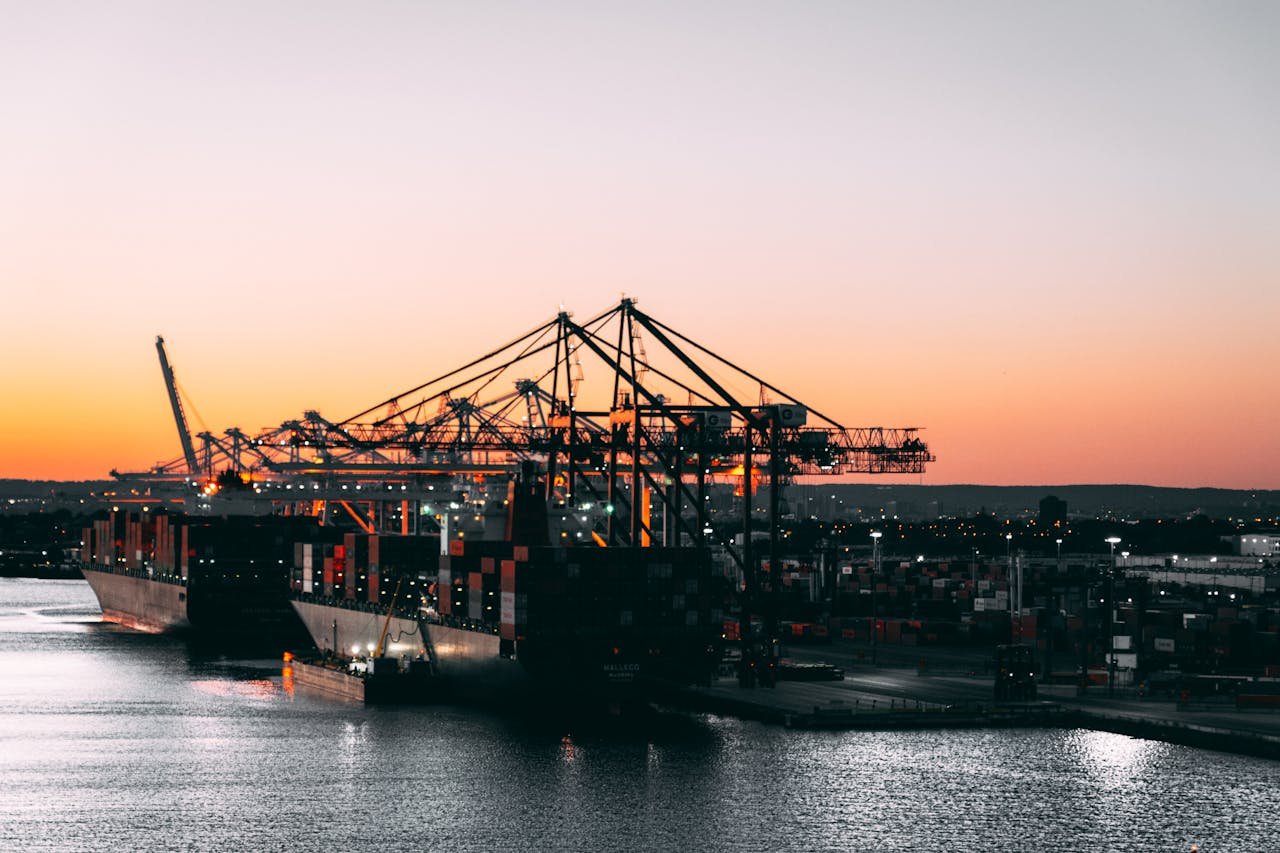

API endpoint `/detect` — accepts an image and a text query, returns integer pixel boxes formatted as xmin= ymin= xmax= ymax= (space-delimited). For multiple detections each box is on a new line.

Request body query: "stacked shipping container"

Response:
xmin=438 ymin=539 xmax=729 ymax=678
xmin=292 ymin=532 xmax=437 ymax=606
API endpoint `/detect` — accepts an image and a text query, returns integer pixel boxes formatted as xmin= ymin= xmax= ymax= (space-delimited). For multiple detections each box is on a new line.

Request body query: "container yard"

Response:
xmin=73 ymin=302 xmax=1280 ymax=733
xmin=90 ymin=301 xmax=932 ymax=708
xmin=285 ymin=474 xmax=731 ymax=704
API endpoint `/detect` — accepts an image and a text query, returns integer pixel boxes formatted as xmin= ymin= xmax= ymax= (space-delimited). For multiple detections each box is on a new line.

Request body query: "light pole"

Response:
xmin=870 ymin=531 xmax=882 ymax=665
xmin=1049 ymin=537 xmax=1063 ymax=682
xmin=1106 ymin=536 xmax=1122 ymax=697
xmin=1005 ymin=533 xmax=1014 ymax=642
xmin=1121 ymin=550 xmax=1136 ymax=678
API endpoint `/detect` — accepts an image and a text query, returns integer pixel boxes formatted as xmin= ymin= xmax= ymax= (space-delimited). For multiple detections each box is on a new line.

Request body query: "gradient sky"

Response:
xmin=1 ymin=1 xmax=1277 ymax=486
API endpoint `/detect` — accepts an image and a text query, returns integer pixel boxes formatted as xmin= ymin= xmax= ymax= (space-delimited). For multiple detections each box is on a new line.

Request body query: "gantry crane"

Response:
xmin=120 ymin=300 xmax=931 ymax=573
xmin=119 ymin=300 xmax=933 ymax=681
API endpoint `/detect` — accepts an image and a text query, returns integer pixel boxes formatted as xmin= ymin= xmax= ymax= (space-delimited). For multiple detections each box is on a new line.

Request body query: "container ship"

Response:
xmin=78 ymin=510 xmax=316 ymax=649
xmin=288 ymin=477 xmax=730 ymax=702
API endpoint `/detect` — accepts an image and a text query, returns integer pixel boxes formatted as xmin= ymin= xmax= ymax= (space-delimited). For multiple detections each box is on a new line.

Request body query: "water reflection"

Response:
xmin=3 ymin=579 xmax=1279 ymax=853
xmin=1068 ymin=729 xmax=1165 ymax=789
xmin=281 ymin=663 xmax=295 ymax=697
xmin=559 ymin=734 xmax=578 ymax=764
xmin=189 ymin=678 xmax=281 ymax=701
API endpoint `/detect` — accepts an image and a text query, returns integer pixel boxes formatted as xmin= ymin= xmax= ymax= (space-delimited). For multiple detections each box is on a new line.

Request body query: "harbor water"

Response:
xmin=2 ymin=578 xmax=1277 ymax=852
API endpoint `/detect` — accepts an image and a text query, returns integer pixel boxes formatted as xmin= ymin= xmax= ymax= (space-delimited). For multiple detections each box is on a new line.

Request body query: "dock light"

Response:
xmin=350 ymin=645 xmax=361 ymax=655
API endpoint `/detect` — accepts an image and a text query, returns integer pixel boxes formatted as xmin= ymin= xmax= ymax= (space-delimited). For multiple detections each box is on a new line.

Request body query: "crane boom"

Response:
xmin=125 ymin=301 xmax=932 ymax=488
xmin=155 ymin=336 xmax=200 ymax=476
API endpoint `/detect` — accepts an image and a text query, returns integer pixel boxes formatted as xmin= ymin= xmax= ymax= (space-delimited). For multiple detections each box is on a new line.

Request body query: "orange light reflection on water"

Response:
xmin=188 ymin=678 xmax=280 ymax=700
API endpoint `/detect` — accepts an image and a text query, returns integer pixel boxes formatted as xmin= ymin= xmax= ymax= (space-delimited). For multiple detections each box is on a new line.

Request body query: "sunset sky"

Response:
xmin=1 ymin=2 xmax=1276 ymax=486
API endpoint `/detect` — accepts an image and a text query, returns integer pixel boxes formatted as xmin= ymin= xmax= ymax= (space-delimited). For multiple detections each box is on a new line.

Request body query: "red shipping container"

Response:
xmin=449 ymin=540 xmax=466 ymax=557
xmin=501 ymin=560 xmax=516 ymax=592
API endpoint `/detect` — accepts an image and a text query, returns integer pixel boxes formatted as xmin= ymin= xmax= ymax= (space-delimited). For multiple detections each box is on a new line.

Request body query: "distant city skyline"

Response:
xmin=2 ymin=2 xmax=1277 ymax=486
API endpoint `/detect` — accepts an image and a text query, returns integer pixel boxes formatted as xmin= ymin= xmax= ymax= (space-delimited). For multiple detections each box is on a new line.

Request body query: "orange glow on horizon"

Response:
xmin=2 ymin=297 xmax=1276 ymax=488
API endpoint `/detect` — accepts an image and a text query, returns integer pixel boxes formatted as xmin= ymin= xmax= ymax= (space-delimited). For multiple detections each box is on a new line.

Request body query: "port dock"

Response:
xmin=670 ymin=654 xmax=1280 ymax=760
xmin=674 ymin=679 xmax=1068 ymax=730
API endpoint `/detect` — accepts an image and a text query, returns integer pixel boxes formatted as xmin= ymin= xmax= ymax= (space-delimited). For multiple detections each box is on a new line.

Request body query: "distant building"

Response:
xmin=1232 ymin=533 xmax=1279 ymax=557
xmin=1039 ymin=495 xmax=1068 ymax=526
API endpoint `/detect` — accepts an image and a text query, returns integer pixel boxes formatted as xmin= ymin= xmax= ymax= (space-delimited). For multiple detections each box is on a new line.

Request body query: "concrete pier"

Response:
xmin=671 ymin=648 xmax=1280 ymax=760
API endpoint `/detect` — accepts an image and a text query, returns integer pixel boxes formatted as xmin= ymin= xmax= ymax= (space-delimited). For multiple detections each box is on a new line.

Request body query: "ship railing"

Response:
xmin=80 ymin=562 xmax=188 ymax=587
xmin=294 ymin=591 xmax=424 ymax=623
xmin=429 ymin=612 xmax=500 ymax=635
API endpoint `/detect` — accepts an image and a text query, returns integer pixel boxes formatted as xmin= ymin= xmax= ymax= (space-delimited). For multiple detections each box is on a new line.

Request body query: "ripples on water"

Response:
xmin=1 ymin=578 xmax=1277 ymax=852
